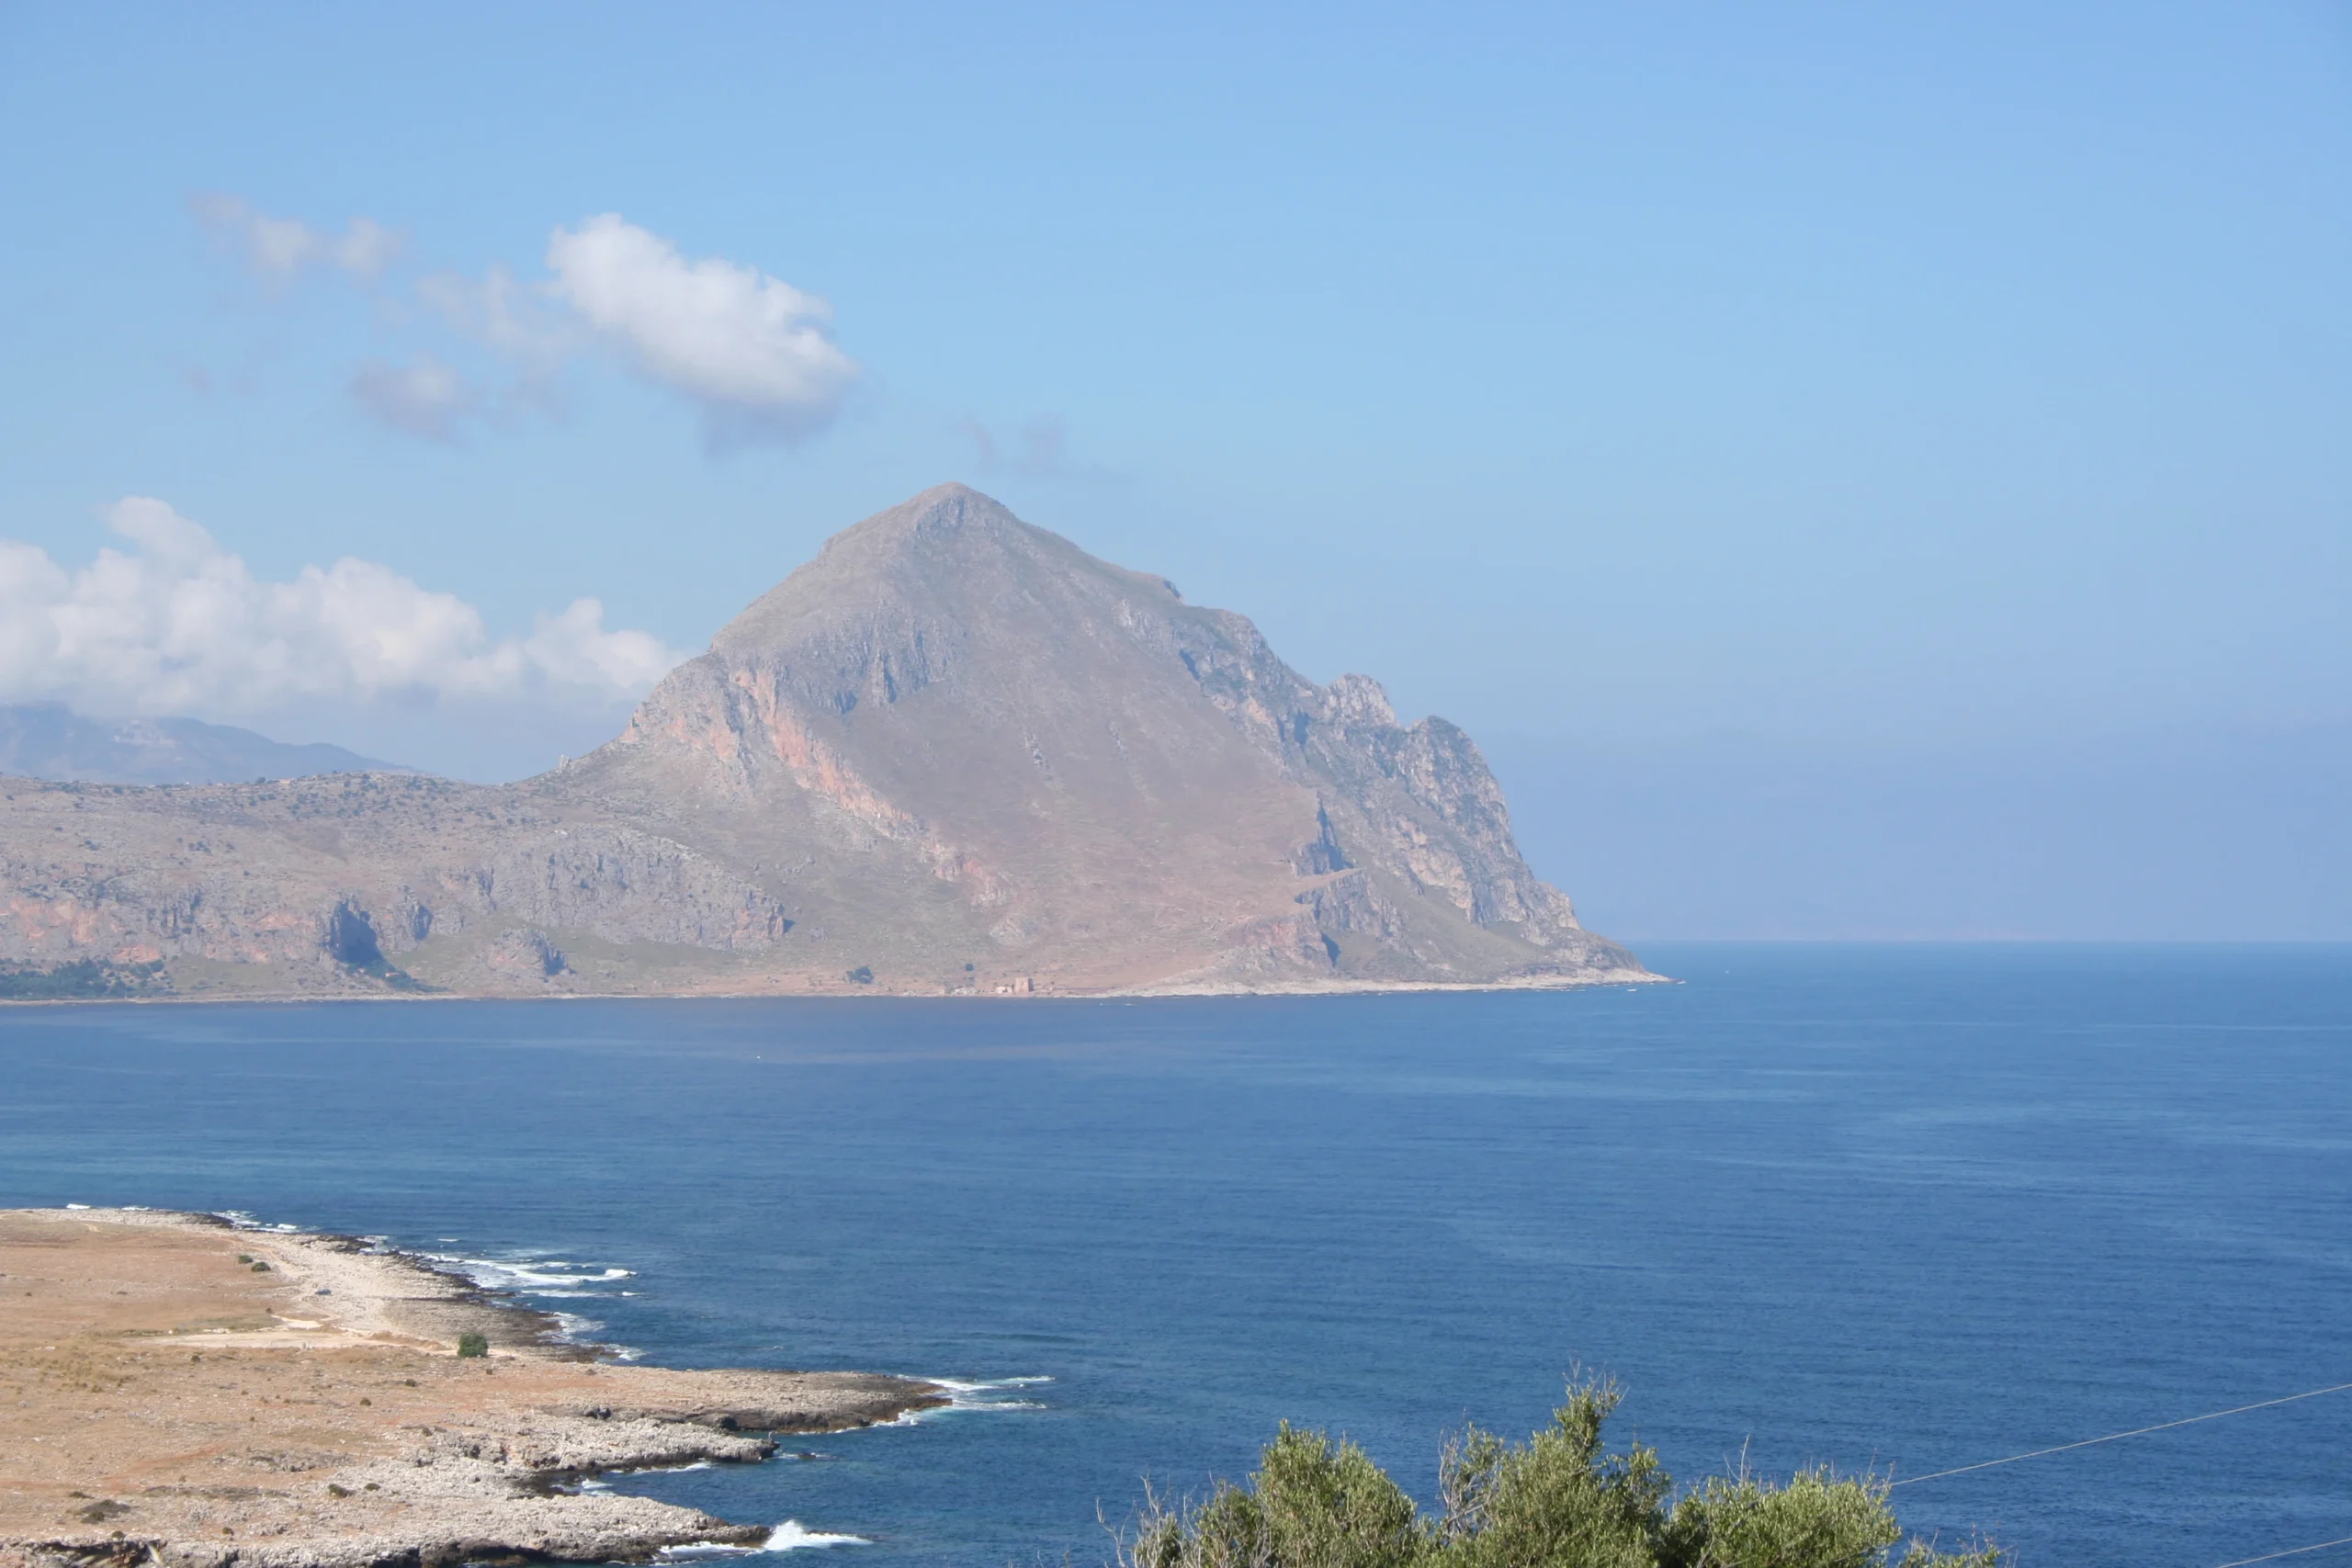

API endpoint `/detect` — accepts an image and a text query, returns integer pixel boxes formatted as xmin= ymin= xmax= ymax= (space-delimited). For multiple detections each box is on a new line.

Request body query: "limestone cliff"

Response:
xmin=0 ymin=486 xmax=1654 ymax=998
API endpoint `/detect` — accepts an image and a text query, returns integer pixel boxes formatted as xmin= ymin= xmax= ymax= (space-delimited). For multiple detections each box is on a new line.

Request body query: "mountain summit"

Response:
xmin=0 ymin=487 xmax=1652 ymax=997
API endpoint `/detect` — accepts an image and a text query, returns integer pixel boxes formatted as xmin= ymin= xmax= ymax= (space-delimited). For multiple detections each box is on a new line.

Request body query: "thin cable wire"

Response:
xmin=1889 ymin=1381 xmax=2352 ymax=1487
xmin=2211 ymin=1534 xmax=2352 ymax=1567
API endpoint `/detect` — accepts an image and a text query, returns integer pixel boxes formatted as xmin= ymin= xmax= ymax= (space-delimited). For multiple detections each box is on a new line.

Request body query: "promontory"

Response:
xmin=0 ymin=1206 xmax=944 ymax=1568
xmin=0 ymin=485 xmax=1655 ymax=998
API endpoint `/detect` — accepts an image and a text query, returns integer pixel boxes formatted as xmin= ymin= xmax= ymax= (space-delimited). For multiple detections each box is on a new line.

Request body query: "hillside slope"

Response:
xmin=0 ymin=486 xmax=1654 ymax=998
xmin=0 ymin=705 xmax=407 ymax=785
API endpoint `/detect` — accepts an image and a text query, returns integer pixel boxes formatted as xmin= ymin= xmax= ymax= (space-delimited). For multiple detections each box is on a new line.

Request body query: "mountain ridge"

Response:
xmin=0 ymin=705 xmax=410 ymax=787
xmin=0 ymin=486 xmax=1656 ymax=998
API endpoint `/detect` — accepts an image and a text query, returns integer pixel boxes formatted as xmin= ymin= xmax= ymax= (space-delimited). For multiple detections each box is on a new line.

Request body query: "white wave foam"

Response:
xmin=654 ymin=1522 xmax=868 ymax=1561
xmin=932 ymin=1376 xmax=1052 ymax=1393
xmin=425 ymin=1253 xmax=636 ymax=1292
xmin=945 ymin=1398 xmax=1046 ymax=1411
xmin=892 ymin=1373 xmax=1052 ymax=1420
xmin=545 ymin=1311 xmax=607 ymax=1345
xmin=212 ymin=1209 xmax=311 ymax=1235
xmin=765 ymin=1521 xmax=871 ymax=1551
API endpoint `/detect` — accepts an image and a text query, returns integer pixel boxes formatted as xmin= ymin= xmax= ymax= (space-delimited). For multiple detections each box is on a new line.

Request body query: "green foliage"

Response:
xmin=847 ymin=965 xmax=876 ymax=985
xmin=1117 ymin=1380 xmax=1997 ymax=1568
xmin=0 ymin=958 xmax=168 ymax=999
xmin=1660 ymin=1470 xmax=1900 ymax=1568
xmin=456 ymin=1332 xmax=489 ymax=1359
xmin=1891 ymin=1549 xmax=1997 ymax=1568
xmin=1442 ymin=1382 xmax=1667 ymax=1568
xmin=1132 ymin=1425 xmax=1421 ymax=1568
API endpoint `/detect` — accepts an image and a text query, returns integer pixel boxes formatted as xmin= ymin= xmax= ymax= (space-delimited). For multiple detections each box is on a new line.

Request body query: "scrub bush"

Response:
xmin=456 ymin=1333 xmax=489 ymax=1359
xmin=1119 ymin=1379 xmax=1996 ymax=1568
xmin=0 ymin=958 xmax=167 ymax=998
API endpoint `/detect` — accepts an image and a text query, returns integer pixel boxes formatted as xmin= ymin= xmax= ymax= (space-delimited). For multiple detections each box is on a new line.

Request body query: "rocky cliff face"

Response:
xmin=0 ymin=486 xmax=1654 ymax=998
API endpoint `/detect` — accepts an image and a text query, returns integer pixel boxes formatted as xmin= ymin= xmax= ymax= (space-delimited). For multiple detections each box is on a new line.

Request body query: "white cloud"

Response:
xmin=191 ymin=193 xmax=401 ymax=282
xmin=545 ymin=214 xmax=857 ymax=446
xmin=349 ymin=355 xmax=479 ymax=442
xmin=189 ymin=198 xmax=854 ymax=451
xmin=0 ymin=499 xmax=688 ymax=719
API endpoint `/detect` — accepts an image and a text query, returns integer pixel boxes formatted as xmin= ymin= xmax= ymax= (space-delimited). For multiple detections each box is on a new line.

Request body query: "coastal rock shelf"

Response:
xmin=0 ymin=1208 xmax=944 ymax=1568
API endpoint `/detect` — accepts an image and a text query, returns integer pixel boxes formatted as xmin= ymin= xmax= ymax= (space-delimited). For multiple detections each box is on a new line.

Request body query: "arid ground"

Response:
xmin=0 ymin=1208 xmax=942 ymax=1568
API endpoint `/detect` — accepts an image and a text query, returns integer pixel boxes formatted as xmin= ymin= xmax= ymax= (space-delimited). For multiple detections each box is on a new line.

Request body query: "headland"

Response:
xmin=0 ymin=1207 xmax=944 ymax=1568
xmin=0 ymin=485 xmax=1657 ymax=1001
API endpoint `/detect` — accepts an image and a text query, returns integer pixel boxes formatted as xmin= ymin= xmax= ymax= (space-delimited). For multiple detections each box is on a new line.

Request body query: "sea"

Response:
xmin=1 ymin=943 xmax=2346 ymax=1568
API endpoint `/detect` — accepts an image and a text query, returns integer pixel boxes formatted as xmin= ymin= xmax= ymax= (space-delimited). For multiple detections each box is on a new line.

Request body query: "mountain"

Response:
xmin=0 ymin=705 xmax=409 ymax=786
xmin=0 ymin=486 xmax=1654 ymax=998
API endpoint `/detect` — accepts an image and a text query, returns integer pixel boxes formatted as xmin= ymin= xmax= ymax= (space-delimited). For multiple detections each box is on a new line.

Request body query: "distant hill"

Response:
xmin=0 ymin=486 xmax=1654 ymax=998
xmin=0 ymin=705 xmax=409 ymax=786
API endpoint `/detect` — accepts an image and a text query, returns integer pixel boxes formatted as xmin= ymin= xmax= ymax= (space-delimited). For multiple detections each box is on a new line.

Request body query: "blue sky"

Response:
xmin=2 ymin=2 xmax=2346 ymax=937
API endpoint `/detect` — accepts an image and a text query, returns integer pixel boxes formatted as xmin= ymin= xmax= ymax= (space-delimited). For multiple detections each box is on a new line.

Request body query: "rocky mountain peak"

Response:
xmin=580 ymin=486 xmax=1644 ymax=990
xmin=0 ymin=486 xmax=1652 ymax=998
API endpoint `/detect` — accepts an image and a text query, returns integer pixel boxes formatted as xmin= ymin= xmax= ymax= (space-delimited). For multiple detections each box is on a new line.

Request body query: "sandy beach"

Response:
xmin=0 ymin=1207 xmax=944 ymax=1568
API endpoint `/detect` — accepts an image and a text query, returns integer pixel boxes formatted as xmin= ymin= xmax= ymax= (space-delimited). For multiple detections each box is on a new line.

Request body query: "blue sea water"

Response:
xmin=2 ymin=943 xmax=2346 ymax=1568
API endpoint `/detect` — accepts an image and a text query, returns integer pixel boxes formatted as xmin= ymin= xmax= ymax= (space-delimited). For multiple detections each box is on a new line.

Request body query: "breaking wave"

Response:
xmin=424 ymin=1252 xmax=637 ymax=1294
xmin=765 ymin=1522 xmax=871 ymax=1551
xmin=888 ymin=1373 xmax=1052 ymax=1422
xmin=654 ymin=1522 xmax=869 ymax=1560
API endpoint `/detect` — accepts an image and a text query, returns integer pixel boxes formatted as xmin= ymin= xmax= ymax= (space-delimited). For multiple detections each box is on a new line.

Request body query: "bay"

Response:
xmin=1 ymin=943 xmax=2346 ymax=1567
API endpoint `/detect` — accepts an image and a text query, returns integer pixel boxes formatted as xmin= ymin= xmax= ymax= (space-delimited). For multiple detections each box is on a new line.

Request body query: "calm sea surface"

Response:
xmin=2 ymin=944 xmax=2346 ymax=1568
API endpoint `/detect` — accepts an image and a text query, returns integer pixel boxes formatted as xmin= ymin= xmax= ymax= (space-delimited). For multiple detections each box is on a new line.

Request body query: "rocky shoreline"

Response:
xmin=0 ymin=1208 xmax=946 ymax=1568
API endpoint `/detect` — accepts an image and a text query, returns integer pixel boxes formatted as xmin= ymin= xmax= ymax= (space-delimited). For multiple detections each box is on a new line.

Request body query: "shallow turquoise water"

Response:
xmin=2 ymin=944 xmax=2346 ymax=1567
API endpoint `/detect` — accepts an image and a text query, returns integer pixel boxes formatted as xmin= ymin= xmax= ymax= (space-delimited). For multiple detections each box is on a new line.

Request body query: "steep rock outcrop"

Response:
xmin=0 ymin=486 xmax=1654 ymax=996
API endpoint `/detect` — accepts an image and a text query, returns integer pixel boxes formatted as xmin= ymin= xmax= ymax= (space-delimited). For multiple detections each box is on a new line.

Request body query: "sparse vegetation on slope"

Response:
xmin=1120 ymin=1380 xmax=1996 ymax=1568
xmin=0 ymin=957 xmax=168 ymax=999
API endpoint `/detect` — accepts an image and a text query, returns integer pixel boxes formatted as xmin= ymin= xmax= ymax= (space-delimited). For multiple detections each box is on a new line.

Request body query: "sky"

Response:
xmin=1 ymin=2 xmax=2346 ymax=939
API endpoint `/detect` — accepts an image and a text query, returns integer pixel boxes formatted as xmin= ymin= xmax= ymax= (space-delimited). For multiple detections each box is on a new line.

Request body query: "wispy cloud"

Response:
xmin=190 ymin=193 xmax=401 ymax=283
xmin=348 ymin=355 xmax=479 ymax=442
xmin=962 ymin=414 xmax=1085 ymax=479
xmin=416 ymin=264 xmax=577 ymax=366
xmin=0 ymin=498 xmax=686 ymax=718
xmin=190 ymin=197 xmax=855 ymax=451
